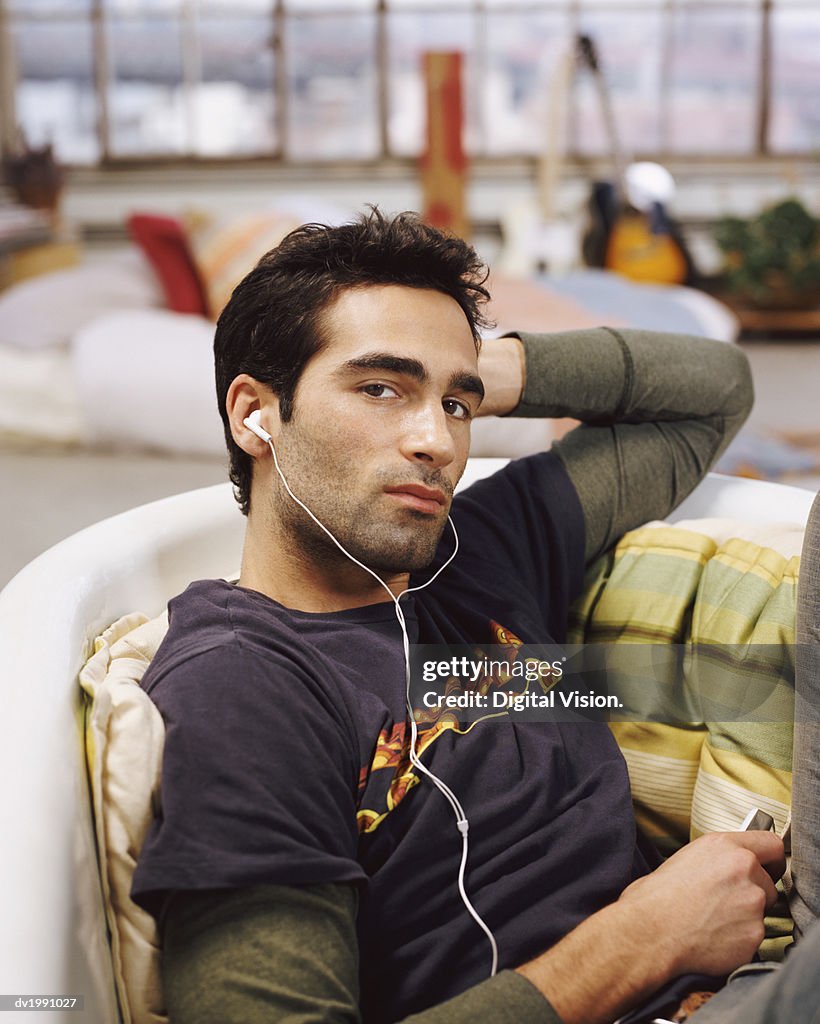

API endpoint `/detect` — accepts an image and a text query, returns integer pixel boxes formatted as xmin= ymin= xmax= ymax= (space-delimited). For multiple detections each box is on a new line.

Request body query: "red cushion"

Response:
xmin=127 ymin=213 xmax=209 ymax=316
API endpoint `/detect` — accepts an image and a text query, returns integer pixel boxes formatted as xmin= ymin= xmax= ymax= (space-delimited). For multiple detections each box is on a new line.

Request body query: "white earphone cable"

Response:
xmin=261 ymin=426 xmax=498 ymax=976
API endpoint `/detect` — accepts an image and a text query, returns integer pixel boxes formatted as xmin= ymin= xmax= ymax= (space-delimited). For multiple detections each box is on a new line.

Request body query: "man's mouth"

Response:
xmin=384 ymin=483 xmax=449 ymax=515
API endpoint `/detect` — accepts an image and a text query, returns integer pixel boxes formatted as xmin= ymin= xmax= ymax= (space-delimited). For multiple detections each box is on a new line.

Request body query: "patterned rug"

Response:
xmin=716 ymin=428 xmax=820 ymax=490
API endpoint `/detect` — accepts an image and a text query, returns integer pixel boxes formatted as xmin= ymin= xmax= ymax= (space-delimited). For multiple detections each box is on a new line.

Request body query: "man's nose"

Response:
xmin=399 ymin=404 xmax=457 ymax=467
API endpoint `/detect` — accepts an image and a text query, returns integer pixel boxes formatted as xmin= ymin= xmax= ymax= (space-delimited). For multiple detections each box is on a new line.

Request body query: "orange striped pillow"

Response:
xmin=185 ymin=209 xmax=302 ymax=318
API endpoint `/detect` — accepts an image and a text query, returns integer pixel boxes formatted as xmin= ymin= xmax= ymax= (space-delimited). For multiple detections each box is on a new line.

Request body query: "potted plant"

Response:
xmin=714 ymin=198 xmax=820 ymax=310
xmin=3 ymin=134 xmax=64 ymax=216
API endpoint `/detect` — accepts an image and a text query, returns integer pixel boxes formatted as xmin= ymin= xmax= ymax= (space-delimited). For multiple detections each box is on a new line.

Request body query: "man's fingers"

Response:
xmin=731 ymin=830 xmax=786 ymax=882
xmin=751 ymin=860 xmax=780 ymax=912
xmin=729 ymin=830 xmax=786 ymax=908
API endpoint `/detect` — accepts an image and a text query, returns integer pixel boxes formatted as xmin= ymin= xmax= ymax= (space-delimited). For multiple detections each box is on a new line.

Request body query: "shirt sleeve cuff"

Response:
xmin=504 ymin=329 xmax=625 ymax=419
xmin=404 ymin=969 xmax=564 ymax=1024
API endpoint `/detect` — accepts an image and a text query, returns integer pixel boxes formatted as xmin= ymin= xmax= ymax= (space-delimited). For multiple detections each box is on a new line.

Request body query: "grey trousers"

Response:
xmin=793 ymin=489 xmax=820 ymax=938
xmin=690 ymin=488 xmax=820 ymax=1024
xmin=687 ymin=915 xmax=820 ymax=1023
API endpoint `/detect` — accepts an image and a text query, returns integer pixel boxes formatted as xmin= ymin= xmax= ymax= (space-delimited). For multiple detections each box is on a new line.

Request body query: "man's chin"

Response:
xmin=351 ymin=520 xmax=448 ymax=575
xmin=361 ymin=543 xmax=442 ymax=576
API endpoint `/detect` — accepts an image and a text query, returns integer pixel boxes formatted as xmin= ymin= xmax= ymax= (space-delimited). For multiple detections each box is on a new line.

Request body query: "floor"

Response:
xmin=1 ymin=339 xmax=819 ymax=589
xmin=727 ymin=339 xmax=820 ymax=491
xmin=741 ymin=340 xmax=820 ymax=436
xmin=0 ymin=448 xmax=227 ymax=588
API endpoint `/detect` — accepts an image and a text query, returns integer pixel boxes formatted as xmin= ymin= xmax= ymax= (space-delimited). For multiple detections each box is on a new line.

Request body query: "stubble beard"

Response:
xmin=283 ymin=498 xmax=448 ymax=576
xmin=269 ymin=428 xmax=451 ymax=576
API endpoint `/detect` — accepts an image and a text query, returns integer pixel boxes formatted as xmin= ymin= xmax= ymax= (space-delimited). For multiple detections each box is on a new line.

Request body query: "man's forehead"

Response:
xmin=317 ymin=283 xmax=479 ymax=367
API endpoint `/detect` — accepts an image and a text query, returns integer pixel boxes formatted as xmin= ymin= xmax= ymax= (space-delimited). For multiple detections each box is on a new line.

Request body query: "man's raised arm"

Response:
xmin=478 ymin=329 xmax=754 ymax=562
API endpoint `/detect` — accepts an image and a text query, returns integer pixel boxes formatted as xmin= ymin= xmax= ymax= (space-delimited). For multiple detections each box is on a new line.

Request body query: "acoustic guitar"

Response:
xmin=577 ymin=34 xmax=693 ymax=286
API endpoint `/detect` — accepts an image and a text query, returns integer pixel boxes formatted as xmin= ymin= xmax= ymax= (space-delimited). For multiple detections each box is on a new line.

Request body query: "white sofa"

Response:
xmin=0 ymin=466 xmax=815 ymax=1022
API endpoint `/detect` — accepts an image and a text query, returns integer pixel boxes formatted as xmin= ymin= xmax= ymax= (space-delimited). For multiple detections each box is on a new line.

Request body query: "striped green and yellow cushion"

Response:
xmin=569 ymin=519 xmax=801 ymax=854
xmin=570 ymin=518 xmax=802 ymax=958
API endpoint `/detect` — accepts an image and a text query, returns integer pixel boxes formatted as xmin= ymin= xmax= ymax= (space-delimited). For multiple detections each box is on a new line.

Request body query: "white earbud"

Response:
xmin=244 ymin=409 xmax=273 ymax=444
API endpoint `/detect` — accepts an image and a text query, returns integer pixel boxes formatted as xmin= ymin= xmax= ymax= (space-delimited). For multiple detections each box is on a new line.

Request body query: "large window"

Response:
xmin=3 ymin=0 xmax=818 ymax=165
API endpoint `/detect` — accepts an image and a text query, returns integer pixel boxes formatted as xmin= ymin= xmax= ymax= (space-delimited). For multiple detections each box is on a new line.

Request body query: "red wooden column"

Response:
xmin=420 ymin=51 xmax=468 ymax=240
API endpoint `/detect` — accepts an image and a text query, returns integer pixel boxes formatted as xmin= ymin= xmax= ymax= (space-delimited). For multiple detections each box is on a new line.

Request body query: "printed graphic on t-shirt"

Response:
xmin=356 ymin=718 xmax=452 ymax=834
xmin=489 ymin=619 xmax=524 ymax=649
xmin=356 ymin=618 xmax=529 ymax=835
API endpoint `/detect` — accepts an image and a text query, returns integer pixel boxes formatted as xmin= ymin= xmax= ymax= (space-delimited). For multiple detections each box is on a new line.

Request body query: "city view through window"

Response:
xmin=4 ymin=0 xmax=819 ymax=166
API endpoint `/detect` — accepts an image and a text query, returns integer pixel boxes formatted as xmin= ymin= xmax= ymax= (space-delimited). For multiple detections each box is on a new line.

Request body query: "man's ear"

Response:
xmin=226 ymin=375 xmax=281 ymax=456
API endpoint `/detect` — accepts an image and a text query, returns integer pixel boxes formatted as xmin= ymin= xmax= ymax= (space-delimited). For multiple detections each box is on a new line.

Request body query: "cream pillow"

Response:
xmin=80 ymin=611 xmax=170 ymax=1024
xmin=71 ymin=309 xmax=223 ymax=457
xmin=0 ymin=250 xmax=164 ymax=351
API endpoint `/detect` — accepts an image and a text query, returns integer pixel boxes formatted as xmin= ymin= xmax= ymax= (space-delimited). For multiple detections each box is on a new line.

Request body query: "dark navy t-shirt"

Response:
xmin=133 ymin=452 xmax=653 ymax=1022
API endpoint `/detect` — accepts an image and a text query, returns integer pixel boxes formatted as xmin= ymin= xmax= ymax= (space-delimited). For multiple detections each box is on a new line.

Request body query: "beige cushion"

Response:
xmin=80 ymin=611 xmax=170 ymax=1024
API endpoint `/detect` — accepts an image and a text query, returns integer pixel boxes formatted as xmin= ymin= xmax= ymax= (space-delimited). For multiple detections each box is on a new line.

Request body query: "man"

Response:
xmin=132 ymin=209 xmax=793 ymax=1023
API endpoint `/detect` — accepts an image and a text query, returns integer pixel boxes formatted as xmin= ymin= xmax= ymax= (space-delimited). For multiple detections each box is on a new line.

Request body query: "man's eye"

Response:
xmin=361 ymin=383 xmax=399 ymax=399
xmin=443 ymin=398 xmax=471 ymax=421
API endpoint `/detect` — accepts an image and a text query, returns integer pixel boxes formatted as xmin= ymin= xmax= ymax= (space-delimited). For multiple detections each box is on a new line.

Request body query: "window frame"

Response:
xmin=1 ymin=0 xmax=817 ymax=168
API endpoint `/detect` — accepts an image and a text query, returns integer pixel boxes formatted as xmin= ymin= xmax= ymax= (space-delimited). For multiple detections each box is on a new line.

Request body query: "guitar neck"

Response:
xmin=590 ymin=67 xmax=629 ymax=192
xmin=577 ymin=34 xmax=630 ymax=193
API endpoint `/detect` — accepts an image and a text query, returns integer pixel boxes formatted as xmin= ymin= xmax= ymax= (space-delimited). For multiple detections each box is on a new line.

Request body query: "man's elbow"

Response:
xmin=721 ymin=343 xmax=755 ymax=424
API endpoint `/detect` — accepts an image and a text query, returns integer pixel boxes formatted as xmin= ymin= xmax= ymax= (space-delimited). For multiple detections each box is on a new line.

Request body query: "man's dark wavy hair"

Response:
xmin=214 ymin=207 xmax=492 ymax=515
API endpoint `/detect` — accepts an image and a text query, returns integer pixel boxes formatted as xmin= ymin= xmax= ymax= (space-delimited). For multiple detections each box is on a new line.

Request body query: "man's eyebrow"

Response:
xmin=337 ymin=352 xmax=484 ymax=404
xmin=448 ymin=370 xmax=485 ymax=403
xmin=336 ymin=353 xmax=428 ymax=383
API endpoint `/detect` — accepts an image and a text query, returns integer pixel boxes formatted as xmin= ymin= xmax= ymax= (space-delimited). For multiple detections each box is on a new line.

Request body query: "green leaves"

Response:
xmin=714 ymin=198 xmax=820 ymax=308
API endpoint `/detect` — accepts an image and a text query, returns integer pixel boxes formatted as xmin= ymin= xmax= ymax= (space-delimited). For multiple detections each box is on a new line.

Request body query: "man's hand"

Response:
xmin=515 ymin=830 xmax=785 ymax=1024
xmin=476 ymin=335 xmax=525 ymax=418
xmin=618 ymin=830 xmax=785 ymax=978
